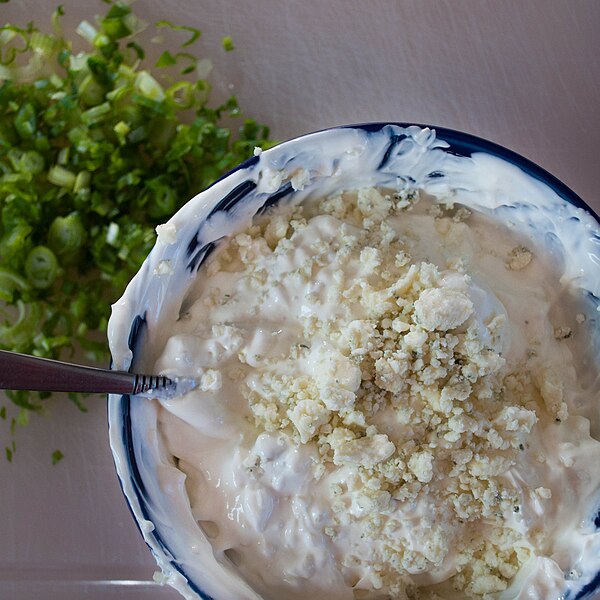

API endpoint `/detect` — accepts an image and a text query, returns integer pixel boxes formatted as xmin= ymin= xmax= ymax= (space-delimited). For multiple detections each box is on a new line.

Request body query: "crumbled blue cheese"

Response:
xmin=506 ymin=245 xmax=533 ymax=270
xmin=407 ymin=450 xmax=434 ymax=483
xmin=153 ymin=259 xmax=174 ymax=276
xmin=287 ymin=399 xmax=330 ymax=444
xmin=199 ymin=369 xmax=222 ymax=392
xmin=332 ymin=433 xmax=396 ymax=468
xmin=155 ymin=222 xmax=178 ymax=245
xmin=215 ymin=188 xmax=560 ymax=596
xmin=414 ymin=288 xmax=474 ymax=331
xmin=290 ymin=168 xmax=310 ymax=191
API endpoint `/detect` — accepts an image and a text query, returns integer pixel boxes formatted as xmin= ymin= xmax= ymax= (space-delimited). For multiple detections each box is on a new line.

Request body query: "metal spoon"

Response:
xmin=0 ymin=349 xmax=197 ymax=400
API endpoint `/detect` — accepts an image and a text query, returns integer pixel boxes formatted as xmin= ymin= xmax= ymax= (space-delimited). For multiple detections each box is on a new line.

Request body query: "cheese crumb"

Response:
xmin=153 ymin=260 xmax=174 ymax=276
xmin=199 ymin=369 xmax=222 ymax=392
xmin=408 ymin=450 xmax=434 ymax=483
xmin=553 ymin=326 xmax=572 ymax=340
xmin=333 ymin=434 xmax=396 ymax=468
xmin=287 ymin=400 xmax=330 ymax=443
xmin=155 ymin=222 xmax=177 ymax=245
xmin=535 ymin=487 xmax=552 ymax=499
xmin=414 ymin=288 xmax=474 ymax=331
xmin=291 ymin=168 xmax=310 ymax=191
xmin=507 ymin=245 xmax=533 ymax=270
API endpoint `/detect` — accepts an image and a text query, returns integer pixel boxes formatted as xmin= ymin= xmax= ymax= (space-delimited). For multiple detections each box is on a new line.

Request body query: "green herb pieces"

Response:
xmin=0 ymin=1 xmax=273 ymax=454
xmin=155 ymin=20 xmax=202 ymax=48
xmin=222 ymin=36 xmax=235 ymax=52
xmin=24 ymin=246 xmax=59 ymax=289
xmin=51 ymin=449 xmax=63 ymax=464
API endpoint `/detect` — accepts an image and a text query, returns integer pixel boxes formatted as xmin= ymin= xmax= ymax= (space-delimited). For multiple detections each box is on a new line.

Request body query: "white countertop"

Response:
xmin=1 ymin=1 xmax=599 ymax=598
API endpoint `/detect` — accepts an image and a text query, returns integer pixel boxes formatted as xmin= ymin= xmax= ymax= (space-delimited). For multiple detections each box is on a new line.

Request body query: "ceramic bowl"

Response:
xmin=107 ymin=123 xmax=600 ymax=600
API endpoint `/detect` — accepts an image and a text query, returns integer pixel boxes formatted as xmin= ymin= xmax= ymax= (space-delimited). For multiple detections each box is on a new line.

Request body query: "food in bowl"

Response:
xmin=107 ymin=124 xmax=600 ymax=600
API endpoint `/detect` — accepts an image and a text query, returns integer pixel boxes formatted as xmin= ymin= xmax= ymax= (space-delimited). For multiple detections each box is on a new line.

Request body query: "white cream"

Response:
xmin=107 ymin=125 xmax=600 ymax=600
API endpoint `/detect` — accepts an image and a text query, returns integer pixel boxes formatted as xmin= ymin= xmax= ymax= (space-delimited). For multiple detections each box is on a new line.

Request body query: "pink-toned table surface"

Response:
xmin=1 ymin=1 xmax=599 ymax=598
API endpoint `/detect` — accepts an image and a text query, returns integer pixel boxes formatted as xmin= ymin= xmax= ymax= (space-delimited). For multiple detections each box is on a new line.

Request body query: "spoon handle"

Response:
xmin=0 ymin=349 xmax=171 ymax=395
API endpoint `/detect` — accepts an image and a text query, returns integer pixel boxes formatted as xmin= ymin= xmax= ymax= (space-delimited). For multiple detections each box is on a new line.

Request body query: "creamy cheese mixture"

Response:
xmin=152 ymin=187 xmax=600 ymax=600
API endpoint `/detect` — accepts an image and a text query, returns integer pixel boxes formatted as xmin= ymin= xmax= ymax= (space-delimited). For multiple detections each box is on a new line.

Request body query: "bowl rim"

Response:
xmin=107 ymin=121 xmax=600 ymax=600
xmin=206 ymin=121 xmax=598 ymax=223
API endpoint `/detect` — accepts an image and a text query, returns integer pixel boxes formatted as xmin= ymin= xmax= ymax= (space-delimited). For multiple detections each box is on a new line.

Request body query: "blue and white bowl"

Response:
xmin=107 ymin=123 xmax=600 ymax=600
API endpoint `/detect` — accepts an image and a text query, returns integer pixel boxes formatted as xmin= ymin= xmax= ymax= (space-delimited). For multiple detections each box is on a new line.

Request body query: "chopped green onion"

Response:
xmin=68 ymin=52 xmax=88 ymax=72
xmin=48 ymin=213 xmax=87 ymax=259
xmin=78 ymin=73 xmax=105 ymax=106
xmin=155 ymin=50 xmax=177 ymax=68
xmin=126 ymin=41 xmax=145 ymax=61
xmin=14 ymin=103 xmax=36 ymax=139
xmin=113 ymin=120 xmax=130 ymax=144
xmin=30 ymin=31 xmax=59 ymax=56
xmin=166 ymin=81 xmax=195 ymax=109
xmin=73 ymin=170 xmax=90 ymax=193
xmin=16 ymin=150 xmax=45 ymax=174
xmin=47 ymin=165 xmax=76 ymax=188
xmin=25 ymin=246 xmax=59 ymax=289
xmin=134 ymin=70 xmax=165 ymax=101
xmin=51 ymin=5 xmax=65 ymax=34
xmin=0 ymin=0 xmax=273 ymax=459
xmin=155 ymin=20 xmax=201 ymax=47
xmin=0 ymin=267 xmax=29 ymax=302
xmin=81 ymin=101 xmax=111 ymax=125
xmin=76 ymin=20 xmax=98 ymax=45
xmin=0 ymin=224 xmax=33 ymax=264
xmin=17 ymin=407 xmax=29 ymax=426
xmin=0 ymin=299 xmax=42 ymax=350
xmin=57 ymin=147 xmax=69 ymax=165
xmin=105 ymin=222 xmax=119 ymax=245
